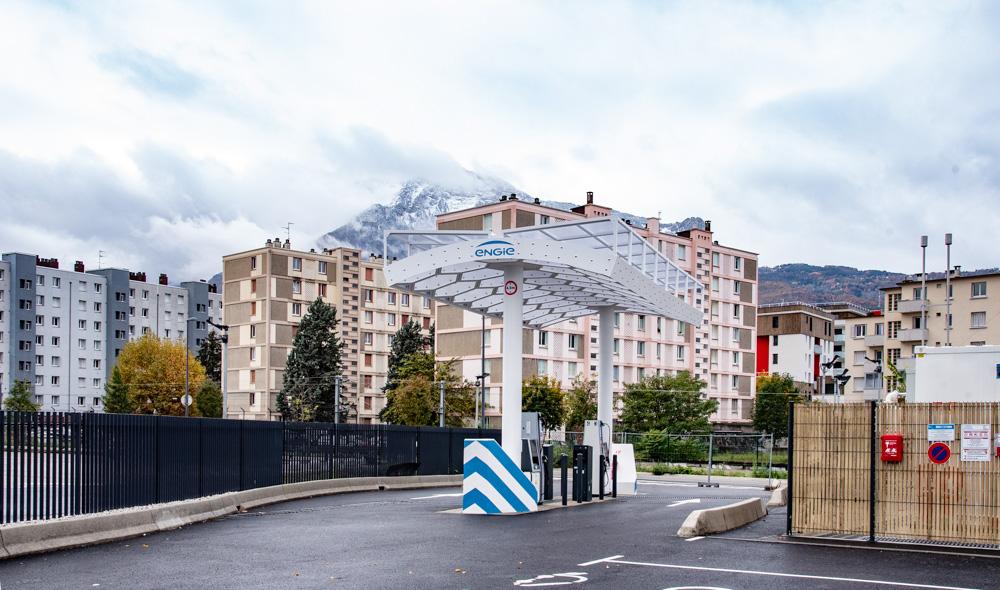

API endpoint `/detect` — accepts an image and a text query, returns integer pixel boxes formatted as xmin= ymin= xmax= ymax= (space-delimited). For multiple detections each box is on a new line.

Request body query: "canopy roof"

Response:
xmin=383 ymin=216 xmax=703 ymax=327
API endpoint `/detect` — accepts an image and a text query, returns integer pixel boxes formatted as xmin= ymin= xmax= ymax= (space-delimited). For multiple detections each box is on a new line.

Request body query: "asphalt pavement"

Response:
xmin=1 ymin=476 xmax=998 ymax=589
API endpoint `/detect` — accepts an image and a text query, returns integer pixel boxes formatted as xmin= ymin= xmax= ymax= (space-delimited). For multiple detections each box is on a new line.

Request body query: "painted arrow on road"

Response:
xmin=668 ymin=499 xmax=701 ymax=508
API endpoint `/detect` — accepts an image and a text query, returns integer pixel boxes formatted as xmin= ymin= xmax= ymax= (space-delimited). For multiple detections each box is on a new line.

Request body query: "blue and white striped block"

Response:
xmin=462 ymin=439 xmax=538 ymax=514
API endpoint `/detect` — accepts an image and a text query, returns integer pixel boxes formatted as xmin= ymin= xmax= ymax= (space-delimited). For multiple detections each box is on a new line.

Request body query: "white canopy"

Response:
xmin=383 ymin=216 xmax=703 ymax=327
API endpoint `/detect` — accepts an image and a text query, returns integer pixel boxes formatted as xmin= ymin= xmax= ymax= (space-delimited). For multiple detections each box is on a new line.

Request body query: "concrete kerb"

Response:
xmin=677 ymin=497 xmax=768 ymax=538
xmin=767 ymin=483 xmax=788 ymax=508
xmin=0 ymin=474 xmax=463 ymax=559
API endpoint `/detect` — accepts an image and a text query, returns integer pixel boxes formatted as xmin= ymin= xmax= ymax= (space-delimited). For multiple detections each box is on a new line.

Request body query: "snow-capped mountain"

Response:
xmin=317 ymin=174 xmax=705 ymax=256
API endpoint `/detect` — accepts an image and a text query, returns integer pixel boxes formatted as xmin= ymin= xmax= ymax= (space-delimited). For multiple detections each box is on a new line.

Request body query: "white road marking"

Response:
xmin=668 ymin=499 xmax=701 ymax=508
xmin=512 ymin=572 xmax=588 ymax=587
xmin=576 ymin=556 xmax=981 ymax=590
xmin=638 ymin=481 xmax=760 ymax=491
xmin=409 ymin=493 xmax=463 ymax=500
xmin=684 ymin=536 xmax=705 ymax=542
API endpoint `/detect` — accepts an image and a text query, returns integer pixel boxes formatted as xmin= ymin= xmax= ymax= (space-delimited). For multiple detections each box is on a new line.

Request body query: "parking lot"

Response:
xmin=0 ymin=475 xmax=997 ymax=589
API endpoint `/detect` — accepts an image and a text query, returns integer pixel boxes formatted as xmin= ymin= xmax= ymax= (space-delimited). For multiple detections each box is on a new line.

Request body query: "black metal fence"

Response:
xmin=0 ymin=411 xmax=498 ymax=525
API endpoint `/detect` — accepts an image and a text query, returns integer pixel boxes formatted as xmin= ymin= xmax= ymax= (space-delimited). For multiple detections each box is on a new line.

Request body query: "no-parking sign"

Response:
xmin=504 ymin=280 xmax=518 ymax=296
xmin=928 ymin=442 xmax=951 ymax=464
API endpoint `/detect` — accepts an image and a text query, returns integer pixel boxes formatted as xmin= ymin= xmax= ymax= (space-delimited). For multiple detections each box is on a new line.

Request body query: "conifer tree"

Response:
xmin=103 ymin=366 xmax=136 ymax=414
xmin=277 ymin=298 xmax=345 ymax=422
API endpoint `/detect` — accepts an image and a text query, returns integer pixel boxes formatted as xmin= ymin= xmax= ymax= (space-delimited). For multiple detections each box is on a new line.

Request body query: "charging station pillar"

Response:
xmin=597 ymin=307 xmax=614 ymax=445
xmin=501 ymin=262 xmax=524 ymax=463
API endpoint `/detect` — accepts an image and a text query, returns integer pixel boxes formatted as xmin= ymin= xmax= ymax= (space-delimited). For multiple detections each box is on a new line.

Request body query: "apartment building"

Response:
xmin=0 ymin=253 xmax=221 ymax=412
xmin=755 ymin=303 xmax=835 ymax=396
xmin=815 ymin=301 xmax=871 ymax=398
xmin=434 ymin=192 xmax=759 ymax=427
xmin=843 ymin=269 xmax=1000 ymax=399
xmin=221 ymin=240 xmax=432 ymax=421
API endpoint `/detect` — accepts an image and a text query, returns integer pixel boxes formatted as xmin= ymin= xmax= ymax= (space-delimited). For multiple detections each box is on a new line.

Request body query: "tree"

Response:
xmin=103 ymin=366 xmax=137 ymax=414
xmin=751 ymin=373 xmax=804 ymax=438
xmin=197 ymin=331 xmax=223 ymax=384
xmin=116 ymin=334 xmax=206 ymax=416
xmin=379 ymin=354 xmax=475 ymax=426
xmin=618 ymin=372 xmax=716 ymax=433
xmin=196 ymin=380 xmax=223 ymax=418
xmin=886 ymin=358 xmax=906 ymax=393
xmin=564 ymin=378 xmax=597 ymax=432
xmin=277 ymin=298 xmax=345 ymax=422
xmin=3 ymin=380 xmax=39 ymax=412
xmin=384 ymin=320 xmax=429 ymax=394
xmin=522 ymin=375 xmax=565 ymax=431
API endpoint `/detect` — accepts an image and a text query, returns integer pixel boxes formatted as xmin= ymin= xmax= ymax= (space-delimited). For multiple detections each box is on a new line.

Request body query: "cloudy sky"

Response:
xmin=1 ymin=1 xmax=998 ymax=281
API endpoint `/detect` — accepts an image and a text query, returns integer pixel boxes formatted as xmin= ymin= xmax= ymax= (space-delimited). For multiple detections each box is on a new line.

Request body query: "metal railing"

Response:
xmin=0 ymin=411 xmax=499 ymax=525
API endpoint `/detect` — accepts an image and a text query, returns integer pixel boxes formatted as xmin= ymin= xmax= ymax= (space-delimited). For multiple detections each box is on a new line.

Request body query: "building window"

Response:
xmin=971 ymin=312 xmax=987 ymax=329
xmin=142 ymin=290 xmax=149 ymax=300
xmin=613 ymin=312 xmax=621 ymax=328
xmin=772 ymin=353 xmax=778 ymax=365
xmin=292 ymin=257 xmax=302 ymax=271
xmin=676 ymin=345 xmax=685 ymax=361
xmin=734 ymin=281 xmax=742 ymax=295
xmin=250 ymin=324 xmax=257 ymax=338
xmin=364 ymin=353 xmax=373 ymax=367
xmin=568 ymin=334 xmax=578 ymax=350
xmin=637 ymin=315 xmax=646 ymax=331
xmin=613 ymin=338 xmax=620 ymax=354
xmin=711 ymin=301 xmax=719 ymax=317
xmin=387 ymin=313 xmax=396 ymax=326
xmin=677 ymin=244 xmax=687 ymax=261
xmin=772 ymin=334 xmax=778 ymax=346
xmin=853 ymin=351 xmax=866 ymax=365
xmin=482 ymin=213 xmax=493 ymax=231
xmin=538 ymin=331 xmax=548 ymax=346
xmin=972 ymin=282 xmax=987 ymax=298
xmin=292 ymin=279 xmax=302 ymax=294
xmin=364 ymin=267 xmax=374 ymax=281
xmin=250 ymin=256 xmax=257 ymax=271
xmin=732 ymin=351 xmax=740 ymax=366
xmin=712 ymin=252 xmax=720 ymax=268
xmin=540 ymin=214 xmax=550 ymax=225
xmin=613 ymin=366 xmax=620 ymax=382
xmin=853 ymin=324 xmax=867 ymax=338
xmin=364 ymin=311 xmax=374 ymax=324
xmin=676 ymin=320 xmax=685 ymax=336
xmin=250 ymin=347 xmax=256 ymax=361
xmin=734 ymin=256 xmax=742 ymax=271
xmin=318 ymin=261 xmax=327 ymax=274
xmin=292 ymin=302 xmax=302 ymax=316
xmin=401 ymin=293 xmax=410 ymax=306
xmin=387 ymin=292 xmax=396 ymax=305
xmin=364 ymin=289 xmax=374 ymax=302
xmin=637 ymin=341 xmax=646 ymax=357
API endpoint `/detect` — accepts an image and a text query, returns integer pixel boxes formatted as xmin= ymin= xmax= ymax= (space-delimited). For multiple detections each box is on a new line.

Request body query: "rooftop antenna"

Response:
xmin=283 ymin=222 xmax=294 ymax=243
xmin=98 ymin=250 xmax=106 ymax=270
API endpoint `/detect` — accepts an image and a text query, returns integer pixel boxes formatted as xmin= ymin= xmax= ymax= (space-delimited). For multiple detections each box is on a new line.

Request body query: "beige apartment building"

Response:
xmin=843 ymin=269 xmax=1000 ymax=400
xmin=222 ymin=239 xmax=432 ymax=421
xmin=435 ymin=193 xmax=759 ymax=427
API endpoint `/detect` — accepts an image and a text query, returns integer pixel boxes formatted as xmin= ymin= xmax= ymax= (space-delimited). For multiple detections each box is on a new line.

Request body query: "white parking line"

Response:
xmin=576 ymin=555 xmax=981 ymax=590
xmin=684 ymin=536 xmax=704 ymax=542
xmin=410 ymin=493 xmax=463 ymax=500
xmin=638 ymin=481 xmax=761 ymax=491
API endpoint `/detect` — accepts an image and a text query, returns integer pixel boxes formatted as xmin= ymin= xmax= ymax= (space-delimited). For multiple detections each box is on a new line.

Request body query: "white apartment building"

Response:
xmin=755 ymin=303 xmax=836 ymax=397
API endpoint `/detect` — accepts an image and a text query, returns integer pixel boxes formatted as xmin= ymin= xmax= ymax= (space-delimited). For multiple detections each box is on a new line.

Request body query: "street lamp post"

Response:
xmin=920 ymin=235 xmax=928 ymax=347
xmin=206 ymin=319 xmax=230 ymax=417
xmin=184 ymin=317 xmax=197 ymax=417
xmin=945 ymin=233 xmax=953 ymax=346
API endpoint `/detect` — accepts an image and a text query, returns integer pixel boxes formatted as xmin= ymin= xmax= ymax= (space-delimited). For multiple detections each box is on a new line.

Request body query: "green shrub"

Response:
xmin=634 ymin=432 xmax=708 ymax=463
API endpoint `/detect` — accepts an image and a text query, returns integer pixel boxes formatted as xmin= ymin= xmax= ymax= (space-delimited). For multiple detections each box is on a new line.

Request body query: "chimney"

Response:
xmin=705 ymin=220 xmax=712 ymax=232
xmin=74 ymin=260 xmax=85 ymax=273
xmin=36 ymin=256 xmax=60 ymax=269
xmin=284 ymin=239 xmax=291 ymax=249
xmin=586 ymin=191 xmax=594 ymax=204
xmin=266 ymin=239 xmax=273 ymax=247
xmin=954 ymin=265 xmax=961 ymax=276
xmin=533 ymin=197 xmax=540 ymax=204
xmin=500 ymin=195 xmax=508 ymax=201
xmin=509 ymin=193 xmax=518 ymax=201
xmin=646 ymin=217 xmax=660 ymax=233
xmin=158 ymin=273 xmax=168 ymax=286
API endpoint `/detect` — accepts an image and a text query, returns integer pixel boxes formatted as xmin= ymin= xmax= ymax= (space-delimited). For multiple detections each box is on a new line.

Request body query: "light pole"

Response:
xmin=920 ymin=235 xmax=928 ymax=347
xmin=206 ymin=319 xmax=230 ymax=417
xmin=945 ymin=233 xmax=953 ymax=346
xmin=438 ymin=380 xmax=446 ymax=428
xmin=334 ymin=376 xmax=342 ymax=424
xmin=184 ymin=316 xmax=197 ymax=417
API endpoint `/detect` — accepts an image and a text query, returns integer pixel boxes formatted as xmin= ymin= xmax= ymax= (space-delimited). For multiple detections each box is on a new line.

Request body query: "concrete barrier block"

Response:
xmin=154 ymin=495 xmax=237 ymax=532
xmin=677 ymin=497 xmax=767 ymax=538
xmin=0 ymin=527 xmax=8 ymax=559
xmin=1 ymin=509 xmax=159 ymax=557
xmin=767 ymin=484 xmax=788 ymax=508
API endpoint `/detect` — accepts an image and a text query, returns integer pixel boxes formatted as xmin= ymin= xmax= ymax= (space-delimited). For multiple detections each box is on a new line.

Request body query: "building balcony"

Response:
xmin=864 ymin=334 xmax=885 ymax=347
xmin=898 ymin=299 xmax=926 ymax=314
xmin=897 ymin=328 xmax=928 ymax=342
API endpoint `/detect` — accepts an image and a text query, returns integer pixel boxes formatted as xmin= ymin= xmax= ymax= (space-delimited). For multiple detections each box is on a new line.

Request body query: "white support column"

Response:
xmin=598 ymin=306 xmax=614 ymax=440
xmin=501 ymin=262 xmax=524 ymax=463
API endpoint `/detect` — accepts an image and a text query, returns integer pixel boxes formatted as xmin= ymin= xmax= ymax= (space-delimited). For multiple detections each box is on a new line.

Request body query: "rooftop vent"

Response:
xmin=74 ymin=260 xmax=85 ymax=273
xmin=158 ymin=273 xmax=169 ymax=286
xmin=586 ymin=191 xmax=594 ymax=204
xmin=533 ymin=197 xmax=541 ymax=204
xmin=705 ymin=220 xmax=712 ymax=232
xmin=500 ymin=195 xmax=508 ymax=201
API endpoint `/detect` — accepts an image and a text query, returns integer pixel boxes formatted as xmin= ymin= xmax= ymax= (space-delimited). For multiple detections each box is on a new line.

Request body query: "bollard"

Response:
xmin=574 ymin=453 xmax=583 ymax=503
xmin=560 ymin=454 xmax=568 ymax=506
xmin=543 ymin=445 xmax=554 ymax=501
xmin=599 ymin=455 xmax=605 ymax=500
xmin=612 ymin=454 xmax=618 ymax=498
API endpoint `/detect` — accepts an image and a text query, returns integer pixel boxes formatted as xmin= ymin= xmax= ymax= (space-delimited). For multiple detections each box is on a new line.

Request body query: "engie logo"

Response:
xmin=474 ymin=240 xmax=516 ymax=258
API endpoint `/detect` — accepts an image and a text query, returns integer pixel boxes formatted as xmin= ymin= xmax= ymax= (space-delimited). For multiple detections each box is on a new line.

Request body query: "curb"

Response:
xmin=767 ymin=484 xmax=788 ymax=508
xmin=0 ymin=474 xmax=462 ymax=559
xmin=677 ymin=497 xmax=767 ymax=538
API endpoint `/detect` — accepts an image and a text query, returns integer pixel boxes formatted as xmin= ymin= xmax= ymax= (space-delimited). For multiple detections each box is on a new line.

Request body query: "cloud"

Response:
xmin=0 ymin=0 xmax=998 ymax=280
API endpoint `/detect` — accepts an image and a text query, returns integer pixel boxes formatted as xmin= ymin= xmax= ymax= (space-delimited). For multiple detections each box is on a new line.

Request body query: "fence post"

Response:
xmin=869 ymin=400 xmax=877 ymax=544
xmin=239 ymin=419 xmax=245 ymax=491
xmin=786 ymin=401 xmax=794 ymax=536
xmin=198 ymin=419 xmax=204 ymax=498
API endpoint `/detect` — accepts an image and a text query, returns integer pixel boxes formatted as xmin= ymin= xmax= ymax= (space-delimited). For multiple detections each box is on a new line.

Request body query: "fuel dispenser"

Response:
xmin=520 ymin=412 xmax=544 ymax=504
xmin=583 ymin=420 xmax=611 ymax=498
